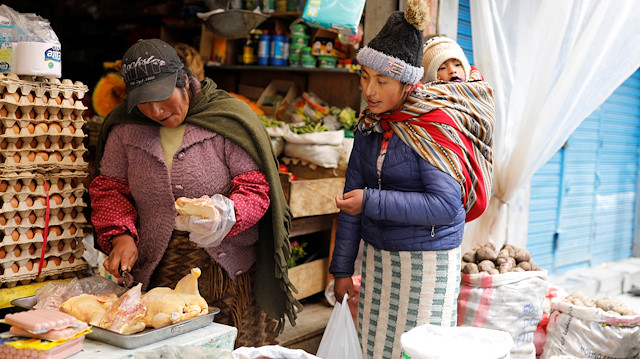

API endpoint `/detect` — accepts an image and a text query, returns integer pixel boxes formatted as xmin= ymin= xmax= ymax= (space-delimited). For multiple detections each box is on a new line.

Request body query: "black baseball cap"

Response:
xmin=121 ymin=39 xmax=184 ymax=112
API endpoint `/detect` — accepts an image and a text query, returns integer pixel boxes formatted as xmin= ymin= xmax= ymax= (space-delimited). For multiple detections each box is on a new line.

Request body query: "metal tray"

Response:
xmin=11 ymin=296 xmax=220 ymax=349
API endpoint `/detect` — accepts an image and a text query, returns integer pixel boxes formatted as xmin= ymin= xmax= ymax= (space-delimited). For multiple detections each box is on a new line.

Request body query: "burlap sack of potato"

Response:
xmin=457 ymin=269 xmax=548 ymax=359
xmin=540 ymin=297 xmax=640 ymax=358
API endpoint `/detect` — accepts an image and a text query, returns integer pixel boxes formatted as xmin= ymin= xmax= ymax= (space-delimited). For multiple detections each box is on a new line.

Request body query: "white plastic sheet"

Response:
xmin=464 ymin=1 xmax=640 ymax=252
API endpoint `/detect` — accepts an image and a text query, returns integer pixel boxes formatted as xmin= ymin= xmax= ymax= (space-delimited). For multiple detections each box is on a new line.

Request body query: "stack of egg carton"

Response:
xmin=0 ymin=73 xmax=89 ymax=288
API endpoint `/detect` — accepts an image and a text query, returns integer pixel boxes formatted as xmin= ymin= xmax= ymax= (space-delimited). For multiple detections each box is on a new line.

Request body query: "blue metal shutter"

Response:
xmin=458 ymin=0 xmax=640 ymax=275
xmin=528 ymin=73 xmax=640 ymax=275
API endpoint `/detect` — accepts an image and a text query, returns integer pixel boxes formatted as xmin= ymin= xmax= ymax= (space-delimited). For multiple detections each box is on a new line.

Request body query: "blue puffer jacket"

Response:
xmin=329 ymin=129 xmax=465 ymax=277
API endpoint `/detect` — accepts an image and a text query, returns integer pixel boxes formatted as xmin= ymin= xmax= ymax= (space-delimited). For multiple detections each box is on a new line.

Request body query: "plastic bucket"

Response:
xmin=400 ymin=324 xmax=514 ymax=359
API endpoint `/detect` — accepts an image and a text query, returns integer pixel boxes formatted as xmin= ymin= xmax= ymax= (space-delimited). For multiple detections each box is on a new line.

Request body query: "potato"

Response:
xmin=528 ymin=259 xmax=541 ymax=271
xmin=476 ymin=246 xmax=498 ymax=262
xmin=462 ymin=249 xmax=476 ymax=263
xmin=496 ymin=248 xmax=510 ymax=264
xmin=511 ymin=267 xmax=524 ymax=272
xmin=477 ymin=260 xmax=495 ymax=272
xmin=488 ymin=268 xmax=499 ymax=275
xmin=462 ymin=262 xmax=479 ymax=274
xmin=499 ymin=261 xmax=512 ymax=274
xmin=501 ymin=244 xmax=516 ymax=258
xmin=517 ymin=261 xmax=532 ymax=271
xmin=514 ymin=248 xmax=531 ymax=263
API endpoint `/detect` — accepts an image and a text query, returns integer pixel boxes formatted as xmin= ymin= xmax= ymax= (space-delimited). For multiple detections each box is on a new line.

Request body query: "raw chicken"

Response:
xmin=141 ymin=267 xmax=209 ymax=328
xmin=99 ymin=283 xmax=147 ymax=334
xmin=60 ymin=293 xmax=119 ymax=325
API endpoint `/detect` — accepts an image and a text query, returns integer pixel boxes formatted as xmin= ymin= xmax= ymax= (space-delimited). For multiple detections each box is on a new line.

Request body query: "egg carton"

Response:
xmin=0 ymin=254 xmax=87 ymax=286
xmin=0 ymin=73 xmax=89 ymax=100
xmin=1 ymin=207 xmax=86 ymax=230
xmin=1 ymin=266 xmax=85 ymax=288
xmin=0 ymin=148 xmax=88 ymax=170
xmin=0 ymin=169 xmax=87 ymax=186
xmin=0 ymin=114 xmax=86 ymax=133
xmin=0 ymin=172 xmax=87 ymax=196
xmin=1 ymin=212 xmax=87 ymax=236
xmin=0 ymin=237 xmax=84 ymax=265
xmin=1 ymin=137 xmax=86 ymax=155
xmin=0 ymin=181 xmax=86 ymax=201
xmin=2 ymin=224 xmax=86 ymax=247
xmin=0 ymin=93 xmax=87 ymax=119
xmin=1 ymin=194 xmax=86 ymax=222
xmin=1 ymin=121 xmax=86 ymax=141
xmin=0 ymin=155 xmax=88 ymax=175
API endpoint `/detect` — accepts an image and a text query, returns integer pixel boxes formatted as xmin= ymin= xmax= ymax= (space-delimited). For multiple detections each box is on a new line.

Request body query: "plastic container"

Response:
xmin=301 ymin=46 xmax=312 ymax=57
xmin=290 ymin=34 xmax=310 ymax=46
xmin=289 ymin=54 xmax=301 ymax=67
xmin=257 ymin=30 xmax=271 ymax=66
xmin=301 ymin=55 xmax=316 ymax=68
xmin=290 ymin=23 xmax=307 ymax=36
xmin=318 ymin=55 xmax=337 ymax=68
xmin=269 ymin=30 xmax=286 ymax=66
xmin=289 ymin=44 xmax=304 ymax=59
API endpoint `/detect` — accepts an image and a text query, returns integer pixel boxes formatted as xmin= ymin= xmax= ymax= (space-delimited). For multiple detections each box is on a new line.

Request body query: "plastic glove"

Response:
xmin=174 ymin=194 xmax=236 ymax=248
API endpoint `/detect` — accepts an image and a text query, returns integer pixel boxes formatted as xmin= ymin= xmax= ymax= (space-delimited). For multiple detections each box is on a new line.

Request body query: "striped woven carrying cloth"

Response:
xmin=358 ymin=242 xmax=461 ymax=359
xmin=359 ymin=68 xmax=495 ymax=222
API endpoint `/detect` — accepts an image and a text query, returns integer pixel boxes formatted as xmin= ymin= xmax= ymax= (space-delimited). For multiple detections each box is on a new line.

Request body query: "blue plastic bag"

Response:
xmin=302 ymin=0 xmax=365 ymax=35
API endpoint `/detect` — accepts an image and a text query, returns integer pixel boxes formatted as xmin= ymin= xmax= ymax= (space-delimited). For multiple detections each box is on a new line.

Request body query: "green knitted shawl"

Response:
xmin=95 ymin=78 xmax=301 ymax=333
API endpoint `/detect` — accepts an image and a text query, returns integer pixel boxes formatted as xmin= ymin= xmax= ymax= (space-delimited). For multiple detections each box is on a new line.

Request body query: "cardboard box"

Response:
xmin=279 ymin=160 xmax=346 ymax=218
xmin=288 ymin=257 xmax=329 ymax=300
xmin=257 ymin=80 xmax=297 ymax=117
xmin=199 ymin=25 xmax=240 ymax=65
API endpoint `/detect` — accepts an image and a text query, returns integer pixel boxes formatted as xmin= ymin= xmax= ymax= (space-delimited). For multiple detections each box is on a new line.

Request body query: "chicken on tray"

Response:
xmin=50 ymin=268 xmax=210 ymax=334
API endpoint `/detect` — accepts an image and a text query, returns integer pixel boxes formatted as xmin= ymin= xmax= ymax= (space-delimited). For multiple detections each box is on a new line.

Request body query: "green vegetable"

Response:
xmin=338 ymin=106 xmax=357 ymax=130
xmin=259 ymin=115 xmax=281 ymax=128
xmin=289 ymin=122 xmax=330 ymax=134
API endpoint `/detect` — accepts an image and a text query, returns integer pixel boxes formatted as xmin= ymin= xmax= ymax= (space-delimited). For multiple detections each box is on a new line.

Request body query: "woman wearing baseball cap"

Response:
xmin=89 ymin=38 xmax=299 ymax=346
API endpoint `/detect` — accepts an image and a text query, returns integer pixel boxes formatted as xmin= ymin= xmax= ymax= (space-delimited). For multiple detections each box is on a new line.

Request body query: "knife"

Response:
xmin=120 ymin=267 xmax=133 ymax=288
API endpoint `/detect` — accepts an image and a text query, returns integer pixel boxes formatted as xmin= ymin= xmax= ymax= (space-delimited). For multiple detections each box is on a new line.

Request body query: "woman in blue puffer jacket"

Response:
xmin=328 ymin=1 xmax=495 ymax=358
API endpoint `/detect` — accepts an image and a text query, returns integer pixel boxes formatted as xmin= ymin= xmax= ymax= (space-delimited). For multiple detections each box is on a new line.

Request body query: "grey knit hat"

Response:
xmin=357 ymin=0 xmax=430 ymax=85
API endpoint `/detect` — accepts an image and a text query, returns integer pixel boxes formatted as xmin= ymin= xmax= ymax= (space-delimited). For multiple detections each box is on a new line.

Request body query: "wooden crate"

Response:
xmin=279 ymin=159 xmax=346 ymax=218
xmin=288 ymin=257 xmax=329 ymax=300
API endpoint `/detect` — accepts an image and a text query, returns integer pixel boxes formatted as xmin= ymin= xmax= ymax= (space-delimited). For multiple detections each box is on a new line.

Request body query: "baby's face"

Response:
xmin=437 ymin=58 xmax=466 ymax=82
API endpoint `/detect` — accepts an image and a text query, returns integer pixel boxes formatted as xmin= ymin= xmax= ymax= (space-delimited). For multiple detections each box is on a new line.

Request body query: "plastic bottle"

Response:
xmin=257 ymin=30 xmax=271 ymax=66
xmin=243 ymin=29 xmax=262 ymax=65
xmin=269 ymin=30 xmax=286 ymax=66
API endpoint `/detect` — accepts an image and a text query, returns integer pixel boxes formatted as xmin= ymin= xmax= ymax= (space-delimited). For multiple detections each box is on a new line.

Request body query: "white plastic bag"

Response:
xmin=233 ymin=345 xmax=320 ymax=359
xmin=316 ymin=294 xmax=363 ymax=359
xmin=457 ymin=270 xmax=548 ymax=359
xmin=401 ymin=324 xmax=514 ymax=359
xmin=174 ymin=194 xmax=236 ymax=247
xmin=541 ymin=299 xmax=640 ymax=359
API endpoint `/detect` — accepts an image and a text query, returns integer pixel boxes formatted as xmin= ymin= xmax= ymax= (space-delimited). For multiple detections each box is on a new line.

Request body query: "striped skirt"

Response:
xmin=358 ymin=242 xmax=461 ymax=359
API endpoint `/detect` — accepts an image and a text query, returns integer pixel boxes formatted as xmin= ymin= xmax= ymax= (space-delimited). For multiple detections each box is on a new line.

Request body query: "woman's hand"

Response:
xmin=335 ymin=189 xmax=364 ymax=215
xmin=334 ymin=276 xmax=358 ymax=304
xmin=103 ymin=234 xmax=138 ymax=278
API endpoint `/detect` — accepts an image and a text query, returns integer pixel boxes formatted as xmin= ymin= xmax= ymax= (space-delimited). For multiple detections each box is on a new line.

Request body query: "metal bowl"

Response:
xmin=202 ymin=9 xmax=269 ymax=39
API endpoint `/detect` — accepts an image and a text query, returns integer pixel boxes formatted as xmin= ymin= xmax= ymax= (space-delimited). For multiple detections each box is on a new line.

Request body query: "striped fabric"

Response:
xmin=358 ymin=242 xmax=461 ymax=359
xmin=358 ymin=68 xmax=495 ymax=222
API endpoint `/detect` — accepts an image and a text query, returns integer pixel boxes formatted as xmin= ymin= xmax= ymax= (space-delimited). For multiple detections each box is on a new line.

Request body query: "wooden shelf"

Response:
xmin=205 ymin=64 xmax=359 ymax=75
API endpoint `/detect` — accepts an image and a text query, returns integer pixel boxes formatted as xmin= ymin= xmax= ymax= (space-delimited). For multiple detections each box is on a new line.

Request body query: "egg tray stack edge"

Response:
xmin=0 ymin=73 xmax=89 ymax=175
xmin=0 ymin=74 xmax=89 ymax=287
